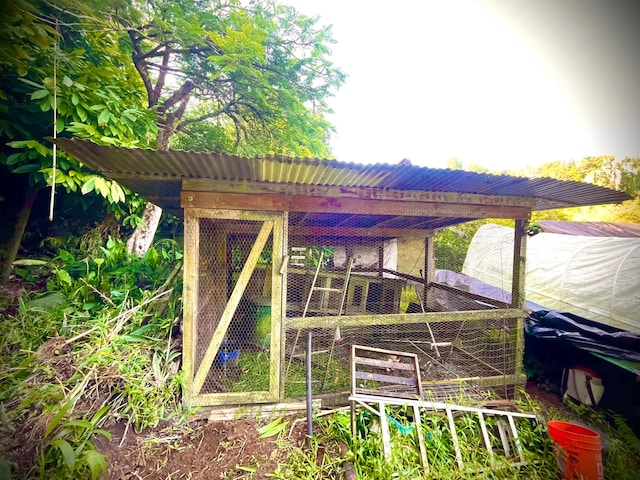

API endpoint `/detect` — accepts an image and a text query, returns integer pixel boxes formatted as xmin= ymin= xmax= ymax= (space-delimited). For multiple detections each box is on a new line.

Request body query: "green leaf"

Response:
xmin=81 ymin=177 xmax=96 ymax=194
xmin=82 ymin=450 xmax=107 ymax=480
xmin=98 ymin=109 xmax=111 ymax=125
xmin=31 ymin=89 xmax=49 ymax=100
xmin=12 ymin=164 xmax=40 ymax=173
xmin=0 ymin=457 xmax=12 ymax=480
xmin=12 ymin=258 xmax=48 ymax=266
xmin=45 ymin=400 xmax=73 ymax=437
xmin=90 ymin=405 xmax=111 ymax=426
xmin=51 ymin=438 xmax=75 ymax=469
xmin=55 ymin=268 xmax=73 ymax=286
xmin=17 ymin=77 xmax=44 ymax=88
xmin=236 ymin=465 xmax=257 ymax=473
xmin=63 ymin=76 xmax=73 ymax=87
xmin=94 ymin=177 xmax=109 ymax=197
xmin=62 ymin=420 xmax=93 ymax=430
xmin=257 ymin=417 xmax=288 ymax=438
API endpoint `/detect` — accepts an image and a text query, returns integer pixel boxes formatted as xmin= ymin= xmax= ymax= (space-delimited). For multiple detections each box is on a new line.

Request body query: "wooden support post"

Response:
xmin=512 ymin=217 xmax=529 ymax=391
xmin=424 ymin=236 xmax=436 ymax=311
xmin=182 ymin=210 xmax=199 ymax=404
xmin=511 ymin=218 xmax=528 ymax=309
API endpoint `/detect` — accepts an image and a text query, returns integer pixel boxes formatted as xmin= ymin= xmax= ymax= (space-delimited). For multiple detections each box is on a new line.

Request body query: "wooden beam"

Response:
xmin=431 ymin=283 xmax=510 ymax=308
xmin=424 ymin=237 xmax=435 ymax=310
xmin=288 ymin=225 xmax=433 ymax=239
xmin=182 ymin=191 xmax=531 ymax=220
xmin=284 ymin=309 xmax=526 ymax=330
xmin=511 ymin=218 xmax=528 ymax=309
xmin=512 ymin=218 xmax=529 ymax=384
xmin=182 ymin=210 xmax=199 ymax=405
xmin=183 ymin=179 xmax=537 ymax=209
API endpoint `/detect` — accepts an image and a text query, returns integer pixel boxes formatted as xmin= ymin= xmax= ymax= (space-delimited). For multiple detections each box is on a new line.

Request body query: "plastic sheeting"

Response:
xmin=463 ymin=224 xmax=640 ymax=334
xmin=525 ymin=310 xmax=640 ymax=361
xmin=433 ymin=270 xmax=640 ymax=361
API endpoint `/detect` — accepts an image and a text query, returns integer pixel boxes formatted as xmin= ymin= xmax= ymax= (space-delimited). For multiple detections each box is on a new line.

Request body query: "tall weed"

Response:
xmin=0 ymin=236 xmax=185 ymax=478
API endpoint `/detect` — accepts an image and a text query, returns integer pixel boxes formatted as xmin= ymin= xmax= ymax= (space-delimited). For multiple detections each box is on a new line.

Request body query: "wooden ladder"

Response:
xmin=349 ymin=344 xmax=537 ymax=473
xmin=286 ymin=253 xmax=354 ymax=376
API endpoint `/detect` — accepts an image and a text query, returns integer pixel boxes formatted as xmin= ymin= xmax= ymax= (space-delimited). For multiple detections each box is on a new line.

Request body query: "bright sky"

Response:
xmin=285 ymin=0 xmax=640 ymax=171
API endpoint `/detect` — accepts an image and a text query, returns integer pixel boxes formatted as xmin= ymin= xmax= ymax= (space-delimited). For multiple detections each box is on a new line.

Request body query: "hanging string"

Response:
xmin=49 ymin=19 xmax=59 ymax=221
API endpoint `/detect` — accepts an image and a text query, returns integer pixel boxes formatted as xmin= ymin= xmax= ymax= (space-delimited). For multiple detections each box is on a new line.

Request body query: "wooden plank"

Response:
xmin=289 ymin=225 xmax=433 ymax=239
xmin=191 ymin=221 xmax=273 ymax=396
xmin=183 ymin=179 xmax=537 ymax=209
xmin=446 ymin=406 xmax=464 ymax=469
xmin=182 ymin=210 xmax=199 ymax=405
xmin=354 ymin=387 xmax=420 ymax=400
xmin=355 ymin=344 xmax=422 ymax=359
xmin=511 ymin=218 xmax=528 ymax=309
xmin=431 ymin=282 xmax=511 ymax=308
xmin=279 ymin=212 xmax=289 ymax=400
xmin=205 ymin=400 xmax=322 ymax=422
xmin=350 ymin=345 xmax=357 ymax=438
xmin=355 ymin=371 xmax=419 ymax=387
xmin=477 ymin=412 xmax=495 ymax=465
xmin=182 ymin=191 xmax=532 ymax=220
xmin=413 ymin=404 xmax=429 ymax=472
xmin=189 ymin=389 xmax=281 ymax=407
xmin=270 ymin=214 xmax=283 ymax=401
xmin=379 ymin=401 xmax=392 ymax=461
xmin=424 ymin=237 xmax=435 ymax=311
xmin=423 ymin=373 xmax=527 ymax=388
xmin=354 ymin=356 xmax=417 ymax=371
xmin=512 ymin=219 xmax=528 ymax=385
xmin=285 ymin=308 xmax=527 ymax=330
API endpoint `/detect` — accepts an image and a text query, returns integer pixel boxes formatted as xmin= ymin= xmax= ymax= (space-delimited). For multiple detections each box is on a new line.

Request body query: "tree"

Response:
xmin=0 ymin=0 xmax=157 ymax=283
xmin=1 ymin=0 xmax=345 ymax=273
xmin=528 ymin=156 xmax=640 ymax=224
xmin=101 ymin=0 xmax=345 ymax=254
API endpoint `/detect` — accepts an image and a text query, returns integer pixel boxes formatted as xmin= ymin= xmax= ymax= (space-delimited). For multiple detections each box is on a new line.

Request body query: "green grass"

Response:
xmin=263 ymin=390 xmax=640 ymax=480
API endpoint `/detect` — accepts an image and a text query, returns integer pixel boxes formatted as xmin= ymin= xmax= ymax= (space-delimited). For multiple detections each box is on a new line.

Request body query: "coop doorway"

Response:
xmin=183 ymin=209 xmax=284 ymax=407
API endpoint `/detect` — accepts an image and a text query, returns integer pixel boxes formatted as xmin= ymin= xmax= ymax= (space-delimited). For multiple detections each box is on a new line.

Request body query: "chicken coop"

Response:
xmin=55 ymin=139 xmax=631 ymax=409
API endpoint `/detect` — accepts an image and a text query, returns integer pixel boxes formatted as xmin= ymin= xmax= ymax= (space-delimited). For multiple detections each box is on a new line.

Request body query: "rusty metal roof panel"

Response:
xmin=537 ymin=221 xmax=640 ymax=237
xmin=53 ymin=138 xmax=632 ymax=212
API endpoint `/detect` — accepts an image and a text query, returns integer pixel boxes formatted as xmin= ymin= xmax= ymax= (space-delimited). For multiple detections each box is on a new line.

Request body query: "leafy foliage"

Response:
xmin=0 ymin=0 xmax=157 ymax=211
xmin=102 ymin=0 xmax=345 ymax=155
xmin=0 ymin=236 xmax=185 ymax=478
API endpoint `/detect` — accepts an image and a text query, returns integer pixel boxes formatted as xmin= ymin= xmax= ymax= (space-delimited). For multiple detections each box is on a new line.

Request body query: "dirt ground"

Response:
xmin=94 ymin=381 xmax=564 ymax=480
xmin=96 ymin=416 xmax=310 ymax=480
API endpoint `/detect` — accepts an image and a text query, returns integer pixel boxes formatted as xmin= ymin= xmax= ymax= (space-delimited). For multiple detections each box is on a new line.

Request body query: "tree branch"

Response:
xmin=158 ymin=80 xmax=195 ymax=115
xmin=128 ymin=29 xmax=155 ymax=107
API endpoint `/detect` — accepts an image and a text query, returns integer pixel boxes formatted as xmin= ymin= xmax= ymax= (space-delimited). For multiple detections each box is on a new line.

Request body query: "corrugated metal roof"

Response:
xmin=538 ymin=221 xmax=640 ymax=237
xmin=54 ymin=138 xmax=632 ymax=216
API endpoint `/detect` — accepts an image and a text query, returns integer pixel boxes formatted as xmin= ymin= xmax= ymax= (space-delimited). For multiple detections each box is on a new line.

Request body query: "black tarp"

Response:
xmin=525 ymin=310 xmax=640 ymax=362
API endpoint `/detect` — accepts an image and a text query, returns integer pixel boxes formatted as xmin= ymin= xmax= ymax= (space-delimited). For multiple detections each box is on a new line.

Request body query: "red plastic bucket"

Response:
xmin=548 ymin=421 xmax=603 ymax=480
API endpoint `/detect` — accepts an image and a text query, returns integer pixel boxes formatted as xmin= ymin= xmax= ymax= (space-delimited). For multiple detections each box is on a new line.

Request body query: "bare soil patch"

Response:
xmin=97 ymin=416 xmax=309 ymax=480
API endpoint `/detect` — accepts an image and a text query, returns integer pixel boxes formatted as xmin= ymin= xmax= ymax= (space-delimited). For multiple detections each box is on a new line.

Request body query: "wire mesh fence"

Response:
xmin=190 ymin=214 xmax=524 ymax=406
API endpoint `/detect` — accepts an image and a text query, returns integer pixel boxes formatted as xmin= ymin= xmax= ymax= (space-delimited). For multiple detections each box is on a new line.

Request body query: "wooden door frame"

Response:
xmin=183 ymin=208 xmax=284 ymax=407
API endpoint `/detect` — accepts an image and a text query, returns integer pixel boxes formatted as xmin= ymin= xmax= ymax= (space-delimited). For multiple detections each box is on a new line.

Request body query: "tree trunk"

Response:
xmin=1 ymin=186 xmax=39 ymax=284
xmin=125 ymin=125 xmax=173 ymax=257
xmin=126 ymin=203 xmax=163 ymax=257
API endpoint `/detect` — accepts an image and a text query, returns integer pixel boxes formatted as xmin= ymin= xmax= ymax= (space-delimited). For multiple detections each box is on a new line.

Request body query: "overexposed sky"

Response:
xmin=285 ymin=0 xmax=640 ymax=171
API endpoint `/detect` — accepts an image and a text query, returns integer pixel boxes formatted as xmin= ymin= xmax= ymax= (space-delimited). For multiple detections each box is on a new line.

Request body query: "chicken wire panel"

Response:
xmin=196 ymin=218 xmax=274 ymax=395
xmin=283 ymin=317 xmax=521 ymax=404
xmin=283 ymin=327 xmax=352 ymax=405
